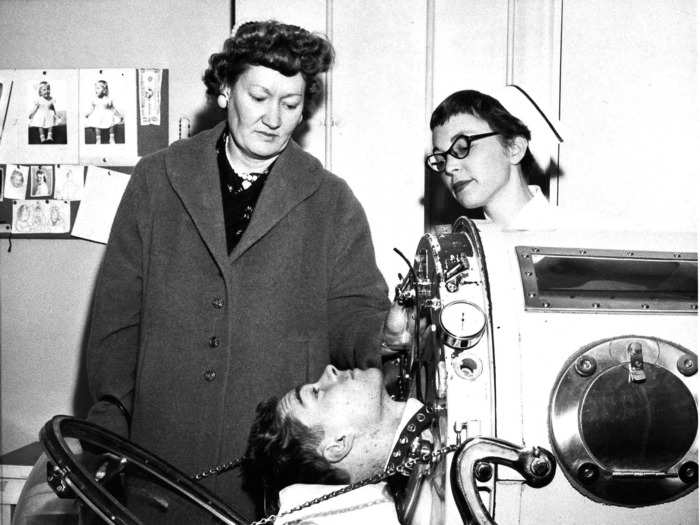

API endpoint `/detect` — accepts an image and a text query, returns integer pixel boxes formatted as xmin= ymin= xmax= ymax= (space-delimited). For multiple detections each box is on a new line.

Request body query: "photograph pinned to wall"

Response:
xmin=79 ymin=69 xmax=137 ymax=165
xmin=3 ymin=164 xmax=29 ymax=200
xmin=46 ymin=200 xmax=71 ymax=233
xmin=14 ymin=69 xmax=79 ymax=165
xmin=54 ymin=164 xmax=85 ymax=201
xmin=27 ymin=78 xmax=65 ymax=145
xmin=29 ymin=165 xmax=54 ymax=198
xmin=12 ymin=199 xmax=49 ymax=233
xmin=71 ymin=165 xmax=130 ymax=243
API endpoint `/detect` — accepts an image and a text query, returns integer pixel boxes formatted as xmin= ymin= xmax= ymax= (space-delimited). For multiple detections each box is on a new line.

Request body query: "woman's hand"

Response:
xmin=381 ymin=301 xmax=417 ymax=353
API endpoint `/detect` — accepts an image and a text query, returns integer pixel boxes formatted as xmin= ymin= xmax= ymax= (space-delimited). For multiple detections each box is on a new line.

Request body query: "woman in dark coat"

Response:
xmin=86 ymin=20 xmax=389 ymax=522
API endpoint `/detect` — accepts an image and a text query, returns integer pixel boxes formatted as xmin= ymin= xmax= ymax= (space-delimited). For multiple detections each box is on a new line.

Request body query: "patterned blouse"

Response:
xmin=216 ymin=131 xmax=271 ymax=253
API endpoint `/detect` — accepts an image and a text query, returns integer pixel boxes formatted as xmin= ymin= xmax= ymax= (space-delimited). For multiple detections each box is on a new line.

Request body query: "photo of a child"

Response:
xmin=84 ymin=79 xmax=124 ymax=144
xmin=4 ymin=165 xmax=29 ymax=200
xmin=27 ymin=80 xmax=67 ymax=145
xmin=29 ymin=165 xmax=54 ymax=198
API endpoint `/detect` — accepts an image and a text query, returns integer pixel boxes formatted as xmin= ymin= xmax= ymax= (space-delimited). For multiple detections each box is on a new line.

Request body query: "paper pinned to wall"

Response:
xmin=15 ymin=69 xmax=80 ymax=165
xmin=71 ymin=165 xmax=130 ymax=243
xmin=12 ymin=199 xmax=71 ymax=234
xmin=139 ymin=68 xmax=162 ymax=126
xmin=79 ymin=69 xmax=138 ymax=166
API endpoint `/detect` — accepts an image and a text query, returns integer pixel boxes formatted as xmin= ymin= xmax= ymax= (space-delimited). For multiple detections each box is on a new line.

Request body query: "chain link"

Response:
xmin=432 ymin=443 xmax=459 ymax=462
xmin=190 ymin=456 xmax=245 ymax=481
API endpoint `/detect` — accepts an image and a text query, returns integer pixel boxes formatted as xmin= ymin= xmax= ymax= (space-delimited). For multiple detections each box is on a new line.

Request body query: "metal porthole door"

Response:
xmin=548 ymin=335 xmax=698 ymax=507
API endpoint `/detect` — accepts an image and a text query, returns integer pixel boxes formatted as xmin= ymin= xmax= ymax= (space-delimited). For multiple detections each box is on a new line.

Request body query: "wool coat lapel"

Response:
xmin=165 ymin=121 xmax=229 ymax=269
xmin=165 ymin=121 xmax=322 ymax=265
xmin=229 ymin=140 xmax=322 ymax=262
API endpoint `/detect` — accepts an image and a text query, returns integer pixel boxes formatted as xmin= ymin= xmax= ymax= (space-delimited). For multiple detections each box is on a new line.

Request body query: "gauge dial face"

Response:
xmin=439 ymin=301 xmax=486 ymax=348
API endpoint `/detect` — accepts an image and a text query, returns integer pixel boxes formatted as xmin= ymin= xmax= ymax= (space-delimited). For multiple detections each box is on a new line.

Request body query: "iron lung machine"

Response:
xmin=16 ymin=218 xmax=697 ymax=524
xmin=396 ymin=218 xmax=698 ymax=524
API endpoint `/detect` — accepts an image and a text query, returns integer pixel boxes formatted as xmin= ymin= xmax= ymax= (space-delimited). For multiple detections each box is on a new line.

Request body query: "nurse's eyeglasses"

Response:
xmin=425 ymin=132 xmax=500 ymax=173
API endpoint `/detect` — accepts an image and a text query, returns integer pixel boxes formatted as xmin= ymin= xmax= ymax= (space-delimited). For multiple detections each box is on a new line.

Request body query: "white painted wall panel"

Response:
xmin=558 ymin=0 xmax=698 ymax=231
xmin=432 ymin=0 xmax=510 ymax=105
xmin=331 ymin=1 xmax=427 ymax=285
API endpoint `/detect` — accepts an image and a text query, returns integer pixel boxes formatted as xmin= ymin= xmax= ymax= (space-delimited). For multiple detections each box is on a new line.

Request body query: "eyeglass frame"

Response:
xmin=425 ymin=131 xmax=500 ymax=173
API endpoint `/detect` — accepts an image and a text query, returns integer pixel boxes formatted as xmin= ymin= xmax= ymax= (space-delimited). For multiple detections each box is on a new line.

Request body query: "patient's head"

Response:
xmin=244 ymin=365 xmax=404 ymax=496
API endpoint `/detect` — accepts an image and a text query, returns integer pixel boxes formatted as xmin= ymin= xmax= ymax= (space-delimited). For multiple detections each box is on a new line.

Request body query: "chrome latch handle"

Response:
xmin=628 ymin=341 xmax=646 ymax=382
xmin=450 ymin=437 xmax=556 ymax=525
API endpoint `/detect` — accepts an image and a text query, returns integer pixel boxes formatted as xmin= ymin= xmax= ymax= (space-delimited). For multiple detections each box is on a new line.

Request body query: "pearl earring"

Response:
xmin=217 ymin=94 xmax=228 ymax=109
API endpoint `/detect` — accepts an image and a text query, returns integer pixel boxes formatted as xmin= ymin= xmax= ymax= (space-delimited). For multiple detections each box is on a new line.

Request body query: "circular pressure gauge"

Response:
xmin=439 ymin=301 xmax=486 ymax=349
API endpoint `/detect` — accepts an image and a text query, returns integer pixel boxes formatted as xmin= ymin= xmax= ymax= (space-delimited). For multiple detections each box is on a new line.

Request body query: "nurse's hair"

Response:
xmin=430 ymin=90 xmax=531 ymax=144
xmin=203 ymin=20 xmax=334 ymax=118
xmin=243 ymin=396 xmax=350 ymax=502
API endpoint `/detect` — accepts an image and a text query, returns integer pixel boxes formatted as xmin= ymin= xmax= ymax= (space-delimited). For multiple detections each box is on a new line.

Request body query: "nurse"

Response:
xmin=427 ymin=87 xmax=563 ymax=230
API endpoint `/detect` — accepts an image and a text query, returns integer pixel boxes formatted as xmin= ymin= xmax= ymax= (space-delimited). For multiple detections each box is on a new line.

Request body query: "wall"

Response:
xmin=558 ymin=0 xmax=698 ymax=230
xmin=0 ymin=0 xmax=232 ymax=453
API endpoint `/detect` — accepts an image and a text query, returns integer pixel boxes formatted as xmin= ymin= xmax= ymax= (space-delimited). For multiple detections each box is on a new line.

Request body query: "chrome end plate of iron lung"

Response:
xmin=435 ymin=218 xmax=698 ymax=525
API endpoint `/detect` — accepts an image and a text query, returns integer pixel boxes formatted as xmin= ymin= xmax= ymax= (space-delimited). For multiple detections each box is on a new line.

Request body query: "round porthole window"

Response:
xmin=549 ymin=336 xmax=698 ymax=507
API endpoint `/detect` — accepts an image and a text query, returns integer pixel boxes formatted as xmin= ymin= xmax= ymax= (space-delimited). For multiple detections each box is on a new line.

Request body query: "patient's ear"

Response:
xmin=321 ymin=434 xmax=354 ymax=463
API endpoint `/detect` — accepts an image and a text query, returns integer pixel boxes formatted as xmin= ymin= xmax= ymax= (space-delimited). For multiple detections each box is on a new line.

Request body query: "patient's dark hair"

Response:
xmin=243 ymin=396 xmax=350 ymax=500
xmin=430 ymin=90 xmax=531 ymax=144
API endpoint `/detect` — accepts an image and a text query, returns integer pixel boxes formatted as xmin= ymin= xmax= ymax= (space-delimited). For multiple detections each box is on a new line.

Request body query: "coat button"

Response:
xmin=203 ymin=369 xmax=216 ymax=382
xmin=212 ymin=297 xmax=224 ymax=309
xmin=208 ymin=336 xmax=220 ymax=348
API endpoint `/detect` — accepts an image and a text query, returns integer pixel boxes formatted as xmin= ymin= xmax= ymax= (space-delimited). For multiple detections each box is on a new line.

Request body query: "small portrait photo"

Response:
xmin=47 ymin=200 xmax=70 ymax=233
xmin=31 ymin=200 xmax=48 ymax=230
xmin=12 ymin=199 xmax=50 ymax=233
xmin=4 ymin=164 xmax=29 ymax=199
xmin=54 ymin=165 xmax=85 ymax=201
xmin=29 ymin=165 xmax=54 ymax=198
xmin=82 ymin=73 xmax=126 ymax=145
xmin=13 ymin=201 xmax=33 ymax=233
xmin=27 ymin=77 xmax=68 ymax=145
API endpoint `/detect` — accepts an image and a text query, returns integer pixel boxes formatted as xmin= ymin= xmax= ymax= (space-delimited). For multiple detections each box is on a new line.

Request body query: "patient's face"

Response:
xmin=279 ymin=365 xmax=386 ymax=437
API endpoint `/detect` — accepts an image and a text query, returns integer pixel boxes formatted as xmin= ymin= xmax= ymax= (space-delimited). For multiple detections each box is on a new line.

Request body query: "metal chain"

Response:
xmin=249 ymin=442 xmax=460 ymax=525
xmin=248 ymin=466 xmax=396 ymax=525
xmin=190 ymin=456 xmax=245 ymax=481
xmin=432 ymin=442 xmax=459 ymax=462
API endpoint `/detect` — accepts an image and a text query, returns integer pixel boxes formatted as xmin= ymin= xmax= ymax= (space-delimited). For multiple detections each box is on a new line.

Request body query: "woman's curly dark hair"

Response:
xmin=242 ymin=396 xmax=350 ymax=511
xmin=203 ymin=20 xmax=334 ymax=118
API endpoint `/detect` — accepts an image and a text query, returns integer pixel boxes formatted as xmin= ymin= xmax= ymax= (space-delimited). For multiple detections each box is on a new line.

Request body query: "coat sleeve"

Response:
xmin=85 ymin=158 xmax=152 ymax=436
xmin=326 ymin=180 xmax=390 ymax=369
